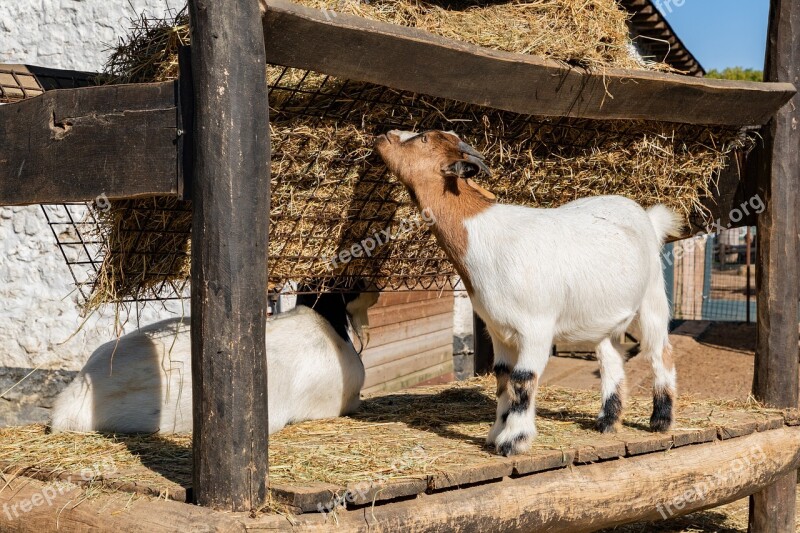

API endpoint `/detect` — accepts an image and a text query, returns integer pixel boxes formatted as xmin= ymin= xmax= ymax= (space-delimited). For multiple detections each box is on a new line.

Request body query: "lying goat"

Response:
xmin=375 ymin=130 xmax=681 ymax=456
xmin=51 ymin=289 xmax=378 ymax=434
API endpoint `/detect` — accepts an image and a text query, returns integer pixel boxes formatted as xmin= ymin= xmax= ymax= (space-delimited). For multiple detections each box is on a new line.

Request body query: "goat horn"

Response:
xmin=458 ymin=141 xmax=486 ymax=160
xmin=465 ymin=154 xmax=492 ymax=177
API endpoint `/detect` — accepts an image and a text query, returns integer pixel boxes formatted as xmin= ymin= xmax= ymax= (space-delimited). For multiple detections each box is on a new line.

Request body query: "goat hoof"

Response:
xmin=649 ymin=414 xmax=673 ymax=433
xmin=595 ymin=417 xmax=619 ymax=434
xmin=494 ymin=432 xmax=534 ymax=456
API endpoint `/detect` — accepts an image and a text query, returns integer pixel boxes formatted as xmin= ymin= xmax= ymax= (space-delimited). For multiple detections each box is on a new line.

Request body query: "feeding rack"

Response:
xmin=0 ymin=0 xmax=798 ymax=530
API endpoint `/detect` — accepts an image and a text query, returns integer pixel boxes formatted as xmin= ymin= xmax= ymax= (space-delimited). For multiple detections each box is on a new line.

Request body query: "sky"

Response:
xmin=652 ymin=0 xmax=769 ymax=72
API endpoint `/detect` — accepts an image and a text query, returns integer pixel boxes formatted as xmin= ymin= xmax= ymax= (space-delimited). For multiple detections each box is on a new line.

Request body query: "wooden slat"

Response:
xmin=365 ymin=312 xmax=452 ymax=349
xmin=362 ymin=358 xmax=454 ymax=394
xmin=260 ymin=0 xmax=795 ymax=126
xmin=363 ymin=346 xmax=453 ymax=390
xmin=363 ymin=327 xmax=452 ymax=368
xmin=368 ymin=296 xmax=453 ymax=328
xmin=0 ymin=81 xmax=179 ymax=205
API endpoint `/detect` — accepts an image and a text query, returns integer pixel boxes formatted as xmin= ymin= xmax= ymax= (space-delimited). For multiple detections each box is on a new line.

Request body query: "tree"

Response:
xmin=705 ymin=67 xmax=763 ymax=82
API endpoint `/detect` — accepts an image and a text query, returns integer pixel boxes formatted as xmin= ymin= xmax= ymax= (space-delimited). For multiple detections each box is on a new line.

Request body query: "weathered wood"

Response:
xmin=0 ymin=476 xmax=252 ymax=532
xmin=6 ymin=427 xmax=797 ymax=532
xmin=189 ymin=0 xmax=271 ymax=512
xmin=750 ymin=1 xmax=800 ymax=531
xmin=367 ymin=296 xmax=453 ymax=328
xmin=363 ymin=327 xmax=452 ymax=368
xmin=260 ymin=0 xmax=795 ymax=126
xmin=363 ymin=345 xmax=452 ymax=389
xmin=0 ymin=81 xmax=179 ymax=205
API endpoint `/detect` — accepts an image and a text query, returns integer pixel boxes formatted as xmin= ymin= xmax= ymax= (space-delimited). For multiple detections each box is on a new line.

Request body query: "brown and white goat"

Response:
xmin=375 ymin=130 xmax=681 ymax=456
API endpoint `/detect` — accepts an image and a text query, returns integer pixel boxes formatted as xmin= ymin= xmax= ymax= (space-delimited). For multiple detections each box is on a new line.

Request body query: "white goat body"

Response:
xmin=50 ymin=305 xmax=366 ymax=434
xmin=374 ymin=129 xmax=681 ymax=455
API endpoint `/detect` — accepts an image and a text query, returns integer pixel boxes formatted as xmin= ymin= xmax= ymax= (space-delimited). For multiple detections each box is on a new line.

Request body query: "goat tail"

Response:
xmin=646 ymin=204 xmax=683 ymax=244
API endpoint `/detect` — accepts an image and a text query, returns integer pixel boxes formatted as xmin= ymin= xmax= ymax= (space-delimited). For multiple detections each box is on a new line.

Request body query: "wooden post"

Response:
xmin=749 ymin=0 xmax=800 ymax=530
xmin=473 ymin=312 xmax=494 ymax=375
xmin=189 ymin=0 xmax=271 ymax=511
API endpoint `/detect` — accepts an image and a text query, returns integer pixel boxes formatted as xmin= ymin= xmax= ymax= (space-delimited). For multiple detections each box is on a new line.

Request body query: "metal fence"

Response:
xmin=666 ymin=227 xmax=755 ymax=322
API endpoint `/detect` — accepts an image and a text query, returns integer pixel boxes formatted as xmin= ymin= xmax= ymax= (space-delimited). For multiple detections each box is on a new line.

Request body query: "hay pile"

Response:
xmin=83 ymin=4 xmax=748 ymax=308
xmin=0 ymin=378 xmax=786 ymax=495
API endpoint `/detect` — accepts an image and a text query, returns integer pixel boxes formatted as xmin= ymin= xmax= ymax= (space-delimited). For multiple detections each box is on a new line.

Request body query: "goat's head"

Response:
xmin=373 ymin=130 xmax=494 ymax=202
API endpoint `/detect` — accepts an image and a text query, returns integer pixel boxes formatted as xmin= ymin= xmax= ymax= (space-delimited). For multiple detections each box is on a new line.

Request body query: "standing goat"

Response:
xmin=50 ymin=289 xmax=378 ymax=434
xmin=375 ymin=130 xmax=682 ymax=456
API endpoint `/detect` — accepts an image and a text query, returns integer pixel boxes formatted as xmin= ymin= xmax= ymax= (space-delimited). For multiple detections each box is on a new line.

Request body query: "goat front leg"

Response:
xmin=493 ymin=332 xmax=552 ymax=456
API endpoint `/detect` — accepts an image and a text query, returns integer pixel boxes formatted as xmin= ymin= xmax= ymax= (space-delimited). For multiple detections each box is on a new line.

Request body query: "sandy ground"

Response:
xmin=544 ymin=321 xmax=800 ymax=533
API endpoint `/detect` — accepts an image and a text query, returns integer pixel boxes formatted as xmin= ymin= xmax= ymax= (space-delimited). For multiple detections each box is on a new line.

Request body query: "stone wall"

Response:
xmin=0 ymin=0 xmax=185 ymax=424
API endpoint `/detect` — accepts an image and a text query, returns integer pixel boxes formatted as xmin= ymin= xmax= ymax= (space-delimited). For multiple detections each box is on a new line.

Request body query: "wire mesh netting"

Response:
xmin=3 ymin=62 xmax=749 ymax=310
xmin=668 ymin=228 xmax=756 ymax=322
xmin=82 ymin=64 xmax=747 ymax=308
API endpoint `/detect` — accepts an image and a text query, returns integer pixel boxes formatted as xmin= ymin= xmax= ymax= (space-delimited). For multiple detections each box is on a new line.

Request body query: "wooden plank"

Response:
xmin=368 ymin=296 xmax=453 ymax=328
xmin=363 ymin=327 xmax=452 ymax=369
xmin=362 ymin=357 xmax=454 ymax=394
xmin=428 ymin=459 xmax=514 ymax=491
xmin=512 ymin=449 xmax=574 ymax=475
xmin=189 ymin=0 xmax=271 ymax=512
xmin=750 ymin=1 xmax=800 ymax=530
xmin=373 ymin=290 xmax=443 ymax=308
xmin=363 ymin=346 xmax=453 ymax=389
xmin=0 ymin=476 xmax=256 ymax=532
xmin=364 ymin=311 xmax=452 ymax=349
xmin=260 ymin=0 xmax=795 ymax=126
xmin=280 ymin=427 xmax=800 ymax=532
xmin=0 ymin=81 xmax=179 ymax=205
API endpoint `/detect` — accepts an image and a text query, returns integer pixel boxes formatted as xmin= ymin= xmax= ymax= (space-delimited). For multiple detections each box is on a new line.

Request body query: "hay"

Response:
xmin=81 ymin=5 xmax=749 ymax=307
xmin=0 ymin=378 xmax=785 ymax=494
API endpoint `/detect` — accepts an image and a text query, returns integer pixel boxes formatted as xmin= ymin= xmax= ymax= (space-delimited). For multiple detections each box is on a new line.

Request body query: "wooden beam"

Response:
xmin=750 ymin=1 xmax=800 ymax=531
xmin=0 ymin=81 xmax=179 ymax=205
xmin=189 ymin=0 xmax=271 ymax=512
xmin=260 ymin=0 xmax=795 ymax=126
xmin=3 ymin=426 xmax=799 ymax=532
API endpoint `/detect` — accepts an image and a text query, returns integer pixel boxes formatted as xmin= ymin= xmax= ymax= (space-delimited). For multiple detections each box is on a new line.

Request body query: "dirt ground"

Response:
xmin=544 ymin=321 xmax=800 ymax=533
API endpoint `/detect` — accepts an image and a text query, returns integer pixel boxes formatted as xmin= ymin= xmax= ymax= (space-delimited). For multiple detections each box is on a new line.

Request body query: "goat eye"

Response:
xmin=421 ymin=135 xmax=428 ymax=143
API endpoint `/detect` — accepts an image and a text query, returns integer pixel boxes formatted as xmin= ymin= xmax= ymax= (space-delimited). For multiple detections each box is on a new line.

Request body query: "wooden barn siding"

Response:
xmin=362 ymin=291 xmax=454 ymax=394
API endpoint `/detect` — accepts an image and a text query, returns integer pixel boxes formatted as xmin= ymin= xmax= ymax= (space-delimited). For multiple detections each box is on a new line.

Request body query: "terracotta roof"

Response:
xmin=618 ymin=0 xmax=705 ymax=76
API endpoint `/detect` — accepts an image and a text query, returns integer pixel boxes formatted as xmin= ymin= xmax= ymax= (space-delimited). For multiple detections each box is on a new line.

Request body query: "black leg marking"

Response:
xmin=510 ymin=369 xmax=535 ymax=382
xmin=650 ymin=389 xmax=674 ymax=432
xmin=596 ymin=391 xmax=623 ymax=433
xmin=493 ymin=362 xmax=511 ymax=376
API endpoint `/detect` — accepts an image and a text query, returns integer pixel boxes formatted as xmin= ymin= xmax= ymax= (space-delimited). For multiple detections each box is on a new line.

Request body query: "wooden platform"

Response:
xmin=1 ymin=377 xmax=798 ymax=527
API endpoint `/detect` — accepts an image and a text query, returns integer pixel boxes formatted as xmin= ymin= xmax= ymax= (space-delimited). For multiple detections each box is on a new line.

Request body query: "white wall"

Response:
xmin=0 ymin=0 xmax=185 ymax=373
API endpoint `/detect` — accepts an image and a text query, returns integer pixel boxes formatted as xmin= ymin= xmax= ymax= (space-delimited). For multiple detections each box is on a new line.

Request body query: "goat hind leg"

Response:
xmin=594 ymin=337 xmax=626 ymax=433
xmin=639 ymin=283 xmax=676 ymax=432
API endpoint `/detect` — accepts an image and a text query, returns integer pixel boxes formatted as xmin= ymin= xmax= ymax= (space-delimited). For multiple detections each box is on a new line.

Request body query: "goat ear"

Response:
xmin=442 ymin=159 xmax=480 ymax=179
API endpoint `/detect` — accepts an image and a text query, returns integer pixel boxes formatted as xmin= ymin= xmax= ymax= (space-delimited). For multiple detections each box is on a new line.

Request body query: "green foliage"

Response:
xmin=705 ymin=67 xmax=763 ymax=82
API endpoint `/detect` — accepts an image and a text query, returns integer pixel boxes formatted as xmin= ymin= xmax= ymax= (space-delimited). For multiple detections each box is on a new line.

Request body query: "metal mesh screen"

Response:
xmin=4 ymin=63 xmax=746 ymax=308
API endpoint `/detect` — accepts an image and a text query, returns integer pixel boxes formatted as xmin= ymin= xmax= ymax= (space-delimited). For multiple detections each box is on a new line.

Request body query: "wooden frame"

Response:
xmin=0 ymin=0 xmax=797 ymax=527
